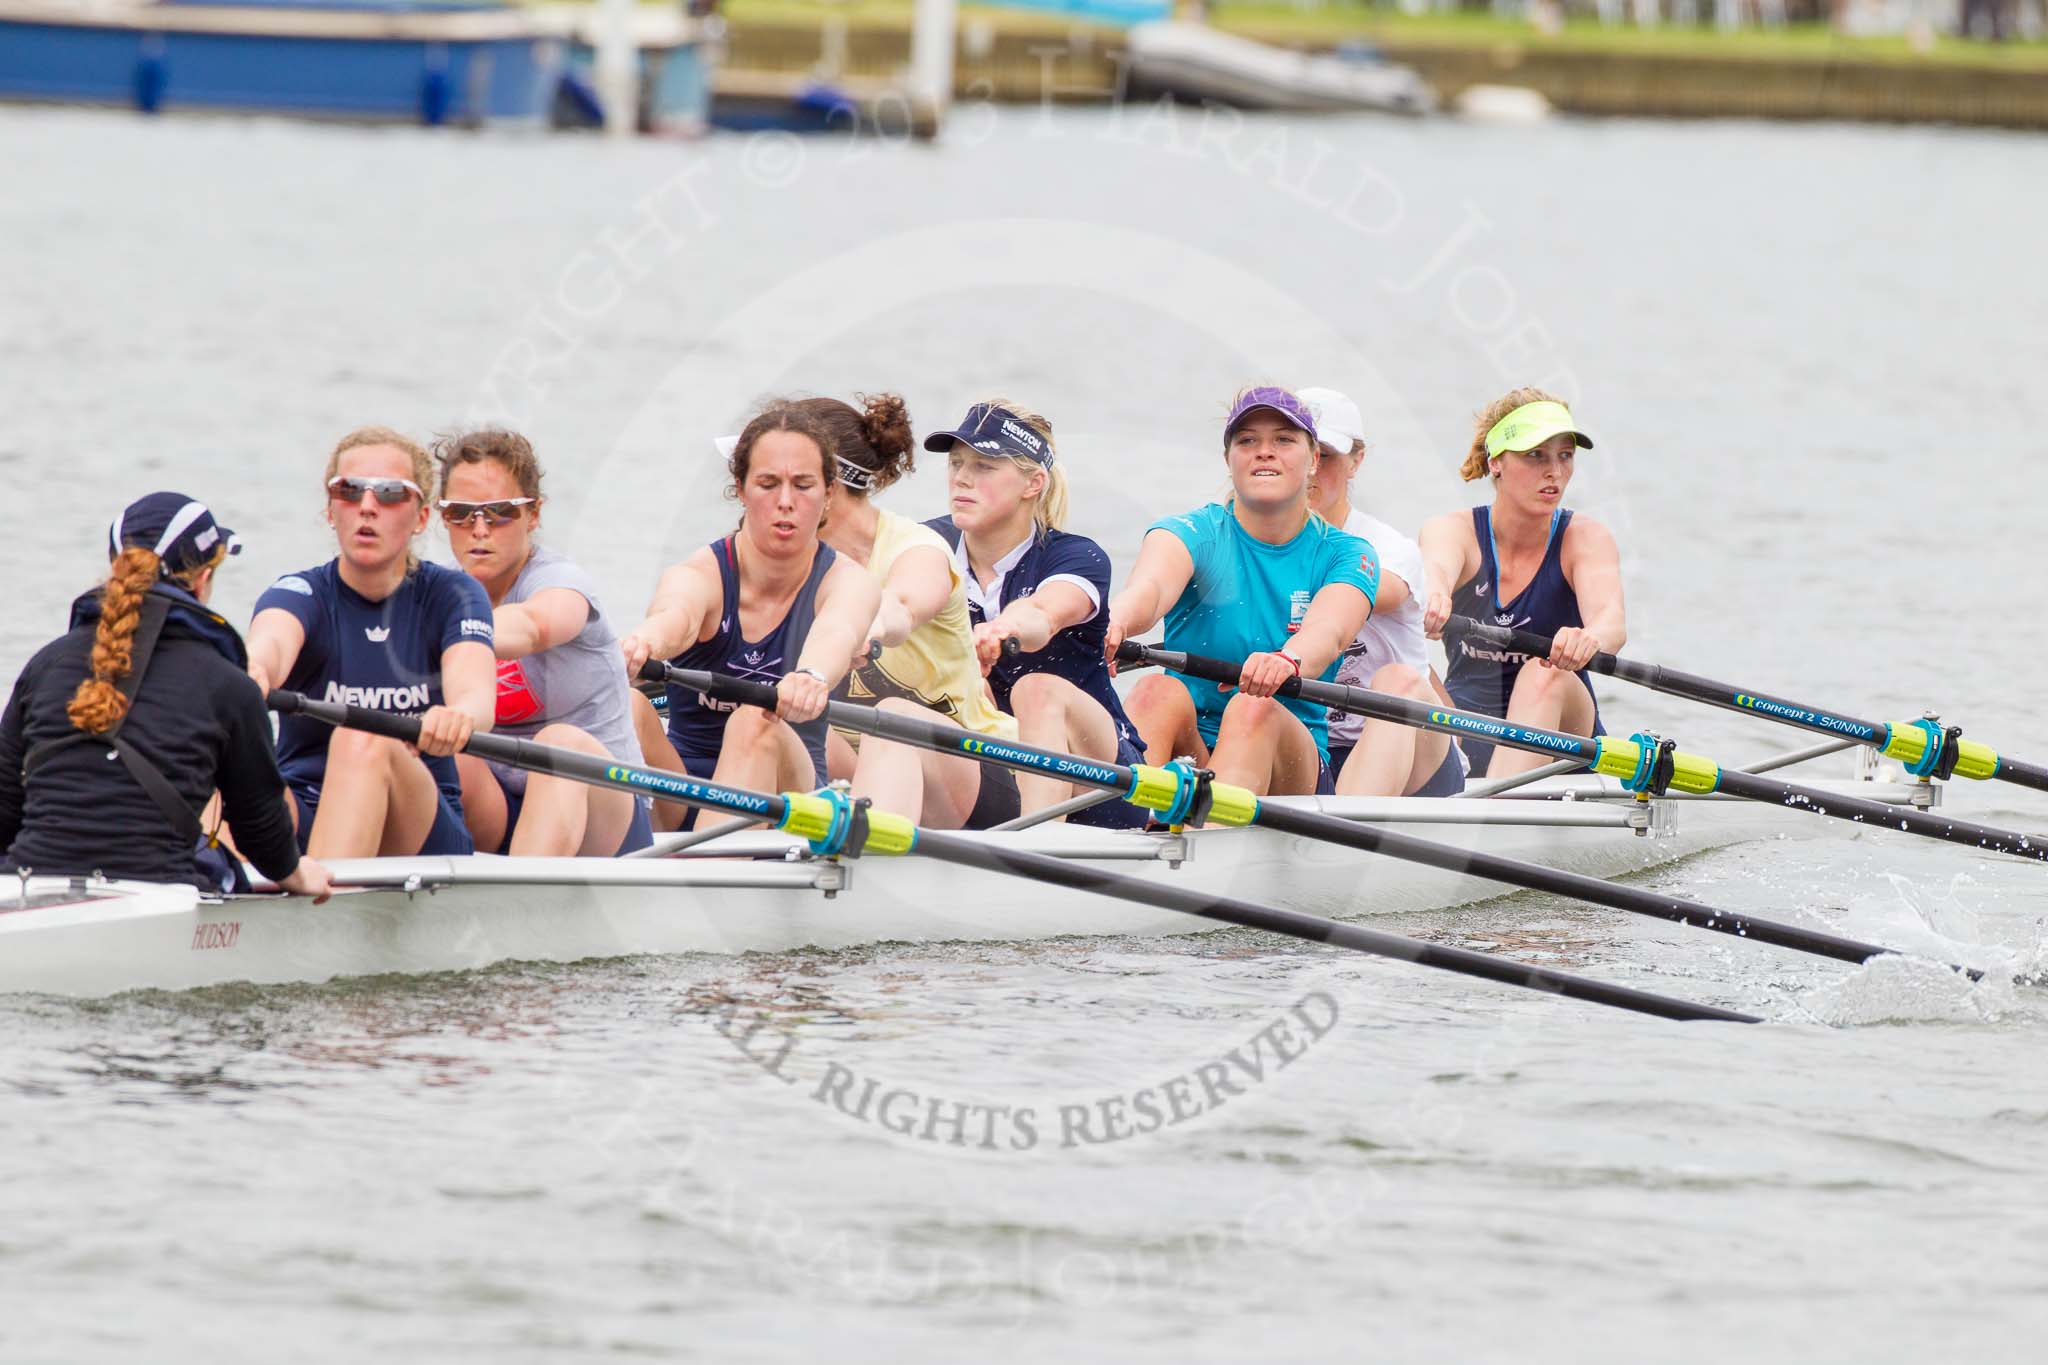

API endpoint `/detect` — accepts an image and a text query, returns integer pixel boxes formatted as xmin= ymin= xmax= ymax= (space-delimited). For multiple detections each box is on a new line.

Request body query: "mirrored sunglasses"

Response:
xmin=327 ymin=475 xmax=424 ymax=506
xmin=438 ymin=498 xmax=537 ymax=527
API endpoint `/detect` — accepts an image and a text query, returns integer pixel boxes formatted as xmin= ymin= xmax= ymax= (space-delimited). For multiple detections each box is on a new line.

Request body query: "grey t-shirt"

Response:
xmin=489 ymin=544 xmax=643 ymax=768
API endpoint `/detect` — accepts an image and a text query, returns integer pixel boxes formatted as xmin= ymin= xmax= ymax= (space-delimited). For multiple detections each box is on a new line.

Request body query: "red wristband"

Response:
xmin=1279 ymin=651 xmax=1303 ymax=678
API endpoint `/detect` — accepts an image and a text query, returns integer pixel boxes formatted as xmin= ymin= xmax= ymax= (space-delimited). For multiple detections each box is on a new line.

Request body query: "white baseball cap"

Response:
xmin=1297 ymin=387 xmax=1365 ymax=453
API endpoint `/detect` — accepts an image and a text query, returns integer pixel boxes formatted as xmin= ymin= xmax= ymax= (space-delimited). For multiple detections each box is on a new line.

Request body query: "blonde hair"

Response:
xmin=974 ymin=398 xmax=1067 ymax=536
xmin=67 ymin=543 xmax=227 ymax=735
xmin=325 ymin=425 xmax=434 ymax=491
xmin=325 ymin=425 xmax=433 ymax=568
xmin=1462 ymin=387 xmax=1565 ymax=482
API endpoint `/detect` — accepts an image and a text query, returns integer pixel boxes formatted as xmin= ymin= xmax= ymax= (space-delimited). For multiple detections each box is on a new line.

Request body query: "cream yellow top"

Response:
xmin=840 ymin=509 xmax=1018 ymax=742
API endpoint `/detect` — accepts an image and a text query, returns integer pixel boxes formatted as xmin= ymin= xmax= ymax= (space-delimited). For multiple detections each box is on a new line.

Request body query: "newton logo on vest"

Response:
xmin=364 ymin=625 xmax=391 ymax=643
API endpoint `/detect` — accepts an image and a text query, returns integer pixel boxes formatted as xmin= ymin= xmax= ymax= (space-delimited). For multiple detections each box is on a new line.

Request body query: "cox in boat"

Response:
xmin=0 ymin=492 xmax=331 ymax=901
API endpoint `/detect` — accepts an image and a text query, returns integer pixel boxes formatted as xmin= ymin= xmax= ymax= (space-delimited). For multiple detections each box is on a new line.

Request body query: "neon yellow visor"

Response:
xmin=1484 ymin=401 xmax=1594 ymax=458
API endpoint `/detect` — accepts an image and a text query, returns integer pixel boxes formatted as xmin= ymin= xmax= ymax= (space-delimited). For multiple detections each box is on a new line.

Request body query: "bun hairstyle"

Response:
xmin=434 ymin=428 xmax=545 ymax=503
xmin=726 ymin=403 xmax=842 ymax=498
xmin=793 ymin=393 xmax=916 ymax=493
xmin=67 ymin=542 xmax=227 ymax=735
xmin=1462 ymin=386 xmax=1564 ymax=483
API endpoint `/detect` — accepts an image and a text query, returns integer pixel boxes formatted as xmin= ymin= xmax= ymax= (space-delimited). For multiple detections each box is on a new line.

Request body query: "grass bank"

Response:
xmin=714 ymin=0 xmax=2048 ymax=71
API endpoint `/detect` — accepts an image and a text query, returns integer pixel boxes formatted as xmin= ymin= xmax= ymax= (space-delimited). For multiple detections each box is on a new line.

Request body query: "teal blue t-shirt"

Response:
xmin=1146 ymin=502 xmax=1380 ymax=757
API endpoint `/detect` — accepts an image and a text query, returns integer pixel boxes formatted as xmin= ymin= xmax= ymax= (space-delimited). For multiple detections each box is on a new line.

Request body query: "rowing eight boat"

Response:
xmin=0 ymin=769 xmax=1924 ymax=998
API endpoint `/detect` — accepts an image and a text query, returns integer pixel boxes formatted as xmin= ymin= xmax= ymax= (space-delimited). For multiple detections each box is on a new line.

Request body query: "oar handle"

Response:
xmin=1115 ymin=640 xmax=1304 ymax=697
xmin=267 ymin=689 xmax=424 ymax=744
xmin=636 ymin=645 xmax=886 ymax=709
xmin=1448 ymin=616 xmax=1618 ymax=676
xmin=638 ymin=658 xmax=780 ymax=712
xmin=666 ymin=665 xmax=778 ymax=711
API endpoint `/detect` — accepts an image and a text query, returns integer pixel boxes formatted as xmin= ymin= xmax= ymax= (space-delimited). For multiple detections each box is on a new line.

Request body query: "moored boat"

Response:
xmin=0 ymin=0 xmax=562 ymax=123
xmin=1122 ymin=21 xmax=1436 ymax=115
xmin=0 ymin=772 xmax=1923 ymax=998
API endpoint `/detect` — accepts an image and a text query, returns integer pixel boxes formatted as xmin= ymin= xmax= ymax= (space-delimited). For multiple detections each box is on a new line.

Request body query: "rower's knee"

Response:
xmin=1009 ymin=671 xmax=1068 ymax=723
xmin=1126 ymin=674 xmax=1191 ymax=724
xmin=1368 ymin=662 xmax=1425 ymax=698
xmin=328 ymin=727 xmax=404 ymax=771
xmin=1216 ymin=692 xmax=1289 ymax=740
xmin=1513 ymin=661 xmax=1570 ymax=696
xmin=1510 ymin=662 xmax=1588 ymax=713
xmin=535 ymin=722 xmax=605 ymax=756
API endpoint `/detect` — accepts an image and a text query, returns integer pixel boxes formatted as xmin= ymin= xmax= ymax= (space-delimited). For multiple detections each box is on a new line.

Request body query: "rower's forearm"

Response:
xmin=1108 ymin=584 xmax=1160 ymax=639
xmin=452 ymin=692 xmax=496 ymax=734
xmin=873 ymin=594 xmax=915 ymax=648
xmin=1420 ymin=555 xmax=1457 ymax=600
xmin=797 ymin=623 xmax=863 ymax=685
xmin=493 ymin=603 xmax=542 ymax=659
xmin=631 ymin=610 xmax=689 ymax=661
xmin=999 ymin=603 xmax=1056 ymax=653
xmin=1586 ymin=611 xmax=1627 ymax=654
xmin=1283 ymin=623 xmax=1347 ymax=678
xmin=247 ymin=640 xmax=290 ymax=690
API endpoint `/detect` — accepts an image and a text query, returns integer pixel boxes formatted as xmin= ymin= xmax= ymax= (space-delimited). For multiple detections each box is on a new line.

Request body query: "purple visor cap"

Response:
xmin=1223 ymin=387 xmax=1318 ymax=445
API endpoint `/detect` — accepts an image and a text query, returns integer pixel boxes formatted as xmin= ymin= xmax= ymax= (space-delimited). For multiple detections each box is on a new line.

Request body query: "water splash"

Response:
xmin=1794 ymin=952 xmax=2019 ymax=1027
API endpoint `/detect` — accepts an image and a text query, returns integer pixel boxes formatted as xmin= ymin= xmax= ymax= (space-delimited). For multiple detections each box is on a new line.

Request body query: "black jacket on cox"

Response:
xmin=0 ymin=585 xmax=301 ymax=889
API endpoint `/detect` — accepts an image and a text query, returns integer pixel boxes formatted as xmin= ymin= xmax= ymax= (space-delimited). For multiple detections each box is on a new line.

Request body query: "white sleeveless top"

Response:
xmin=1328 ymin=508 xmax=1428 ymax=748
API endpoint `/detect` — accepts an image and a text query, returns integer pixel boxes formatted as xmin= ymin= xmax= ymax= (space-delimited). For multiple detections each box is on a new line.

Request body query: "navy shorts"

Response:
xmin=668 ymin=740 xmax=832 ymax=831
xmin=489 ymin=763 xmax=653 ymax=856
xmin=962 ymin=760 xmax=1022 ymax=831
xmin=1325 ymin=739 xmax=1467 ymax=798
xmin=287 ymin=775 xmax=473 ymax=857
xmin=1067 ymin=734 xmax=1153 ymax=831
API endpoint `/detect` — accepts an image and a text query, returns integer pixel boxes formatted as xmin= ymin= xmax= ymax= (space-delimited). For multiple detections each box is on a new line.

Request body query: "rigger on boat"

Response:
xmin=2 ymin=387 xmax=2040 ymax=1012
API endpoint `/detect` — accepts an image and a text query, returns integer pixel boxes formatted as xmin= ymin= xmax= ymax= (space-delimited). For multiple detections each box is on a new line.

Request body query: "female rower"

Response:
xmin=247 ymin=427 xmax=497 ymax=858
xmin=799 ymin=393 xmax=1023 ymax=829
xmin=1298 ymin=387 xmax=1466 ymax=799
xmin=921 ymin=399 xmax=1147 ymax=827
xmin=618 ymin=404 xmax=879 ymax=828
xmin=1104 ymin=387 xmax=1378 ymax=797
xmin=437 ymin=429 xmax=653 ymax=856
xmin=1419 ymin=389 xmax=1625 ymax=778
xmin=0 ymin=493 xmax=331 ymax=899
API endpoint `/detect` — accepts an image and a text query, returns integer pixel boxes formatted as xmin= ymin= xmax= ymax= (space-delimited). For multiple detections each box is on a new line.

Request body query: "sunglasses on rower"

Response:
xmin=327 ymin=475 xmax=425 ymax=507
xmin=438 ymin=498 xmax=537 ymax=527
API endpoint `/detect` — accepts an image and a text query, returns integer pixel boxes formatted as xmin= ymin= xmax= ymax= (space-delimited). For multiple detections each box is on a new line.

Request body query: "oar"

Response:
xmin=1117 ymin=642 xmax=2048 ymax=865
xmin=1448 ymin=615 xmax=2048 ymax=794
xmin=265 ymin=688 xmax=1756 ymax=1025
xmin=651 ymin=662 xmax=1947 ymax=976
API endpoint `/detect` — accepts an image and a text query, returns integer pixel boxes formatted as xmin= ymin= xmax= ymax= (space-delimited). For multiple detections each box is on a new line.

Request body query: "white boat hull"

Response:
xmin=1123 ymin=22 xmax=1437 ymax=115
xmin=0 ymin=778 xmax=1917 ymax=999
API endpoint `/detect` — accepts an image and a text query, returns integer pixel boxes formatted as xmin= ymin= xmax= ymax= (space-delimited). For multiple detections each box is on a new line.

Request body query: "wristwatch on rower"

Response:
xmin=791 ymin=666 xmax=828 ymax=685
xmin=1277 ymin=649 xmax=1303 ymax=679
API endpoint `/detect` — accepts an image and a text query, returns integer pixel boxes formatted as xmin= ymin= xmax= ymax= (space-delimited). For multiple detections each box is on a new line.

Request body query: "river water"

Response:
xmin=3 ymin=104 xmax=2046 ymax=1361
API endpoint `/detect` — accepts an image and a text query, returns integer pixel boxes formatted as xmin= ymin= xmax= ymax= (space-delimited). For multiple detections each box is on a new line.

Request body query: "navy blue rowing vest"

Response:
xmin=1443 ymin=506 xmax=1603 ymax=772
xmin=666 ymin=538 xmax=836 ymax=784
